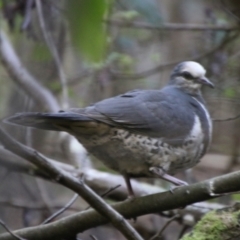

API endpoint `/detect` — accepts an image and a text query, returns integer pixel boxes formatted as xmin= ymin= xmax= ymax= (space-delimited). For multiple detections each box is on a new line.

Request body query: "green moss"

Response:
xmin=181 ymin=210 xmax=240 ymax=240
xmin=232 ymin=194 xmax=240 ymax=201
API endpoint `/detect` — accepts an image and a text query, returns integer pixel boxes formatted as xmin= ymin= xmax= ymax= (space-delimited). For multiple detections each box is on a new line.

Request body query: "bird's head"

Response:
xmin=169 ymin=61 xmax=214 ymax=94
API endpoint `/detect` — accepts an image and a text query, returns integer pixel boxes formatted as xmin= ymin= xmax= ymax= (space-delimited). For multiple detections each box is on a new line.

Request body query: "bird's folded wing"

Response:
xmin=70 ymin=89 xmax=194 ymax=142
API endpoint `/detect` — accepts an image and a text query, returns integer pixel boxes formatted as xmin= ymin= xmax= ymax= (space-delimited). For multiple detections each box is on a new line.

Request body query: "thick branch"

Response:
xmin=0 ymin=168 xmax=240 ymax=239
xmin=0 ymin=128 xmax=237 ymax=239
xmin=0 ymin=31 xmax=59 ymax=111
xmin=0 ymin=146 xmax=226 ymax=224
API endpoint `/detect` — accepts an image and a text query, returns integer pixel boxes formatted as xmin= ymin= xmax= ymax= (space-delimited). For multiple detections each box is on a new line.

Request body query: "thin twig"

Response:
xmin=213 ymin=114 xmax=240 ymax=122
xmin=36 ymin=178 xmax=54 ymax=215
xmin=0 ymin=220 xmax=26 ymax=240
xmin=85 ymin=184 xmax=121 ymax=210
xmin=149 ymin=214 xmax=180 ymax=240
xmin=67 ymin=70 xmax=94 ymax=86
xmin=0 ymin=198 xmax=79 ymax=211
xmin=178 ymin=225 xmax=189 ymax=240
xmin=35 ymin=0 xmax=69 ymax=109
xmin=90 ymin=235 xmax=98 ymax=240
xmin=21 ymin=0 xmax=34 ymax=30
xmin=220 ymin=0 xmax=240 ymax=22
xmin=42 ymin=194 xmax=79 ymax=224
xmin=35 ymin=0 xmax=87 ymax=169
xmin=106 ymin=19 xmax=239 ymax=31
xmin=112 ymin=32 xmax=239 ymax=80
xmin=101 ymin=184 xmax=121 ymax=198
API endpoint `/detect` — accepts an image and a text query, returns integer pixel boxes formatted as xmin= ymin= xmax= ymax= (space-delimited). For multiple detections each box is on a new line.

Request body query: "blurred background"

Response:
xmin=0 ymin=0 xmax=240 ymax=239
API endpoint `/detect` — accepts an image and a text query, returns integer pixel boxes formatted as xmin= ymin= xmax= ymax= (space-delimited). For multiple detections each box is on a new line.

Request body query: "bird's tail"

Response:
xmin=4 ymin=112 xmax=92 ymax=131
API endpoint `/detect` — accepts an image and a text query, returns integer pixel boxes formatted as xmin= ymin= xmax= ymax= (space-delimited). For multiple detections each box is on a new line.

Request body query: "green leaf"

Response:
xmin=66 ymin=0 xmax=109 ymax=62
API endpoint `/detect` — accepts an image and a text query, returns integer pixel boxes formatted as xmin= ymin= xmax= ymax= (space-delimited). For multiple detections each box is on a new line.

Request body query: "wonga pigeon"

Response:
xmin=5 ymin=61 xmax=214 ymax=196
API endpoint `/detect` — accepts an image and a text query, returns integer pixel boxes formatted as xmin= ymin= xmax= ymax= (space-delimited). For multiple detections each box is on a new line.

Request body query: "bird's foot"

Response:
xmin=149 ymin=167 xmax=188 ymax=193
xmin=126 ymin=194 xmax=135 ymax=201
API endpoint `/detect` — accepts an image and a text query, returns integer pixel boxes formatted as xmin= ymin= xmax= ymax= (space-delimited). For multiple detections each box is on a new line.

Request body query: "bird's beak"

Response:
xmin=197 ymin=77 xmax=214 ymax=88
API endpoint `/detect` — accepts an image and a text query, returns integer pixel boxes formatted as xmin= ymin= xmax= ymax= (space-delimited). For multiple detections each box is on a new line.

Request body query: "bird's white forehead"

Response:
xmin=181 ymin=61 xmax=206 ymax=77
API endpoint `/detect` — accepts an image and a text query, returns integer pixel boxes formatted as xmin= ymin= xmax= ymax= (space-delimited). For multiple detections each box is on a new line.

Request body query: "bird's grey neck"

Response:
xmin=168 ymin=82 xmax=202 ymax=96
xmin=180 ymin=85 xmax=201 ymax=95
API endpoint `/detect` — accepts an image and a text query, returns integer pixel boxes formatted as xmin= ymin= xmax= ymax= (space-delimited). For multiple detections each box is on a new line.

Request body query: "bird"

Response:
xmin=5 ymin=61 xmax=214 ymax=197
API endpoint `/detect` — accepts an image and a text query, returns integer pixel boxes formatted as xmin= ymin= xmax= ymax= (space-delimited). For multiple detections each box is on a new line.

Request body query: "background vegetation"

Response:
xmin=0 ymin=0 xmax=240 ymax=239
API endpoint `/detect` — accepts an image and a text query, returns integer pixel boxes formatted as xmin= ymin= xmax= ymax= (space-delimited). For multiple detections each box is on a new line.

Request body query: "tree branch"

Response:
xmin=0 ymin=132 xmax=240 ymax=240
xmin=0 ymin=146 xmax=227 ymax=224
xmin=0 ymin=31 xmax=59 ymax=112
xmin=213 ymin=113 xmax=240 ymax=122
xmin=111 ymin=32 xmax=239 ymax=79
xmin=0 ymin=220 xmax=26 ymax=240
xmin=106 ymin=19 xmax=239 ymax=32
xmin=41 ymin=194 xmax=79 ymax=225
xmin=0 ymin=167 xmax=240 ymax=239
xmin=0 ymin=29 xmax=88 ymax=171
xmin=0 ymin=127 xmax=143 ymax=240
xmin=35 ymin=0 xmax=69 ymax=109
xmin=0 ymin=147 xmax=163 ymax=200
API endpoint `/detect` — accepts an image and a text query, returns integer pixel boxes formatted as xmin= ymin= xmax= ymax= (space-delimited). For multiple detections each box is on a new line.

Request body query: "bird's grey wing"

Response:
xmin=70 ymin=89 xmax=194 ymax=143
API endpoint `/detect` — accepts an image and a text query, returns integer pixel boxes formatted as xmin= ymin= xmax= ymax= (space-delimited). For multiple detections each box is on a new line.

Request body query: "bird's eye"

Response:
xmin=182 ymin=71 xmax=193 ymax=80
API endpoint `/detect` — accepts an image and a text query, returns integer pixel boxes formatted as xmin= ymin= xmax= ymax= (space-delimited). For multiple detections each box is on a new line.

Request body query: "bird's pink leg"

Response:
xmin=149 ymin=167 xmax=188 ymax=186
xmin=123 ymin=174 xmax=135 ymax=198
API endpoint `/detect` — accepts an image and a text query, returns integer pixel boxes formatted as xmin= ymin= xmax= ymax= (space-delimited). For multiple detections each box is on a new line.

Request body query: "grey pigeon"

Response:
xmin=5 ymin=61 xmax=214 ymax=196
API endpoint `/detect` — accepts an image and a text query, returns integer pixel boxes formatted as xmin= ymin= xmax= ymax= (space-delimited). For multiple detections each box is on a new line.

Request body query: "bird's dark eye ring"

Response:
xmin=182 ymin=71 xmax=193 ymax=80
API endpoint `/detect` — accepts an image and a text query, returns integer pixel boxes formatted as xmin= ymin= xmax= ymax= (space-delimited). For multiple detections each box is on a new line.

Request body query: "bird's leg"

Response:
xmin=123 ymin=174 xmax=135 ymax=198
xmin=149 ymin=167 xmax=188 ymax=186
xmin=123 ymin=174 xmax=138 ymax=222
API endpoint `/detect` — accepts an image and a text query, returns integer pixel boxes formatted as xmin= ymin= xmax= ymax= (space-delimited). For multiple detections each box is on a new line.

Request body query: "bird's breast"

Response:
xmin=76 ymin=117 xmax=208 ymax=177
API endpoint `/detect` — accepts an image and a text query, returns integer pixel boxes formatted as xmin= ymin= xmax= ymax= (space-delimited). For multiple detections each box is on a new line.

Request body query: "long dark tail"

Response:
xmin=4 ymin=112 xmax=92 ymax=131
